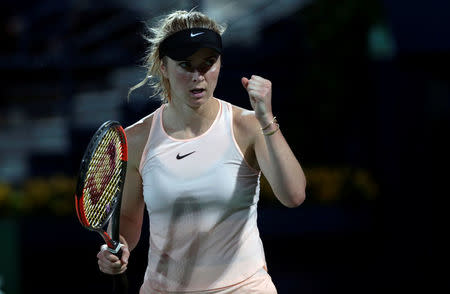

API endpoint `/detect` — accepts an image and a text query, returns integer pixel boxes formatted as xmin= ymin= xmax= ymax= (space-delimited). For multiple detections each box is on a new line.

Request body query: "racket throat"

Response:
xmin=100 ymin=231 xmax=122 ymax=254
xmin=107 ymin=242 xmax=124 ymax=255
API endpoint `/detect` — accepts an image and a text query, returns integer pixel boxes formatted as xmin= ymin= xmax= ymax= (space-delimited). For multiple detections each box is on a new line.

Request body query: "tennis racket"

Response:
xmin=74 ymin=120 xmax=129 ymax=293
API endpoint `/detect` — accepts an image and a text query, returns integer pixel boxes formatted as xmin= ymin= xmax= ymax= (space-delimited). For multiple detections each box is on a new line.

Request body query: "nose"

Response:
xmin=192 ymin=70 xmax=205 ymax=82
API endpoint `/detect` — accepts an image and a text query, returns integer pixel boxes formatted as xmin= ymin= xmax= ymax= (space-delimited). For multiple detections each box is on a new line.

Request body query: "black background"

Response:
xmin=1 ymin=0 xmax=448 ymax=293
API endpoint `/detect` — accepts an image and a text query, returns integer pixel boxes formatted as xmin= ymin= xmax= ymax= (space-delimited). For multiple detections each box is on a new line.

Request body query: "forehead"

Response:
xmin=182 ymin=48 xmax=220 ymax=61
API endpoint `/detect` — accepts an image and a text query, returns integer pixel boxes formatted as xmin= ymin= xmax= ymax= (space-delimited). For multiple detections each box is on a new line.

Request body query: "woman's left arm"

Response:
xmin=242 ymin=75 xmax=306 ymax=207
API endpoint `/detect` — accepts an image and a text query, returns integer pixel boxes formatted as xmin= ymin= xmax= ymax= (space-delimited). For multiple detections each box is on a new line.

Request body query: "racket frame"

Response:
xmin=74 ymin=120 xmax=128 ymax=253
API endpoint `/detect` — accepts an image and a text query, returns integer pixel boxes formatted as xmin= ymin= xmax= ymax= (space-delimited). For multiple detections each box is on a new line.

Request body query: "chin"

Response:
xmin=189 ymin=94 xmax=211 ymax=106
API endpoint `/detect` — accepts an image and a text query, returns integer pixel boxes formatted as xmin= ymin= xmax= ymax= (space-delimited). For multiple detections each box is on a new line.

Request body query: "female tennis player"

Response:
xmin=96 ymin=9 xmax=306 ymax=293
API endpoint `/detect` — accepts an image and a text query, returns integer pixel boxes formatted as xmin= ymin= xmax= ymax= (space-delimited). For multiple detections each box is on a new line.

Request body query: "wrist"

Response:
xmin=257 ymin=113 xmax=275 ymax=128
xmin=263 ymin=123 xmax=280 ymax=136
xmin=259 ymin=115 xmax=280 ymax=136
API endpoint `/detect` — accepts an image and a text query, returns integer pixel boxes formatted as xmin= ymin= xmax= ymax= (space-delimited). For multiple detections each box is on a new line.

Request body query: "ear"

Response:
xmin=160 ymin=59 xmax=169 ymax=79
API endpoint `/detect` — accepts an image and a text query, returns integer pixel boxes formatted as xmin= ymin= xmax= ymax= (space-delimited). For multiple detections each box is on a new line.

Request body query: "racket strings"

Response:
xmin=83 ymin=129 xmax=125 ymax=228
xmin=86 ymin=131 xmax=122 ymax=219
xmin=85 ymin=139 xmax=122 ymax=225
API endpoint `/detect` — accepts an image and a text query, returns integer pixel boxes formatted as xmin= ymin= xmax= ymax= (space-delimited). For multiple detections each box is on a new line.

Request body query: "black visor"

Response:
xmin=159 ymin=28 xmax=222 ymax=61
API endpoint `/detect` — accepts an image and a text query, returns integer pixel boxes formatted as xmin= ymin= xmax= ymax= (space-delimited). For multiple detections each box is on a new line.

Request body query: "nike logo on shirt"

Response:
xmin=176 ymin=151 xmax=196 ymax=160
xmin=190 ymin=32 xmax=204 ymax=37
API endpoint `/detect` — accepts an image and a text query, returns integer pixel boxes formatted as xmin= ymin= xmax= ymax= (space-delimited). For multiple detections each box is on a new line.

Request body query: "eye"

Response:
xmin=178 ymin=61 xmax=192 ymax=70
xmin=205 ymin=57 xmax=217 ymax=66
xmin=198 ymin=57 xmax=218 ymax=73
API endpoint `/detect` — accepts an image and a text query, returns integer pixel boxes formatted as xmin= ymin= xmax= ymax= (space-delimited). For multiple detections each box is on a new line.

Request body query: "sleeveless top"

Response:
xmin=139 ymin=99 xmax=266 ymax=292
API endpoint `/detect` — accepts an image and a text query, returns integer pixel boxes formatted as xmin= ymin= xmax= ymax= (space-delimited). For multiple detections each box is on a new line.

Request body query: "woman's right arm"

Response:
xmin=97 ymin=116 xmax=152 ymax=274
xmin=120 ymin=120 xmax=148 ymax=249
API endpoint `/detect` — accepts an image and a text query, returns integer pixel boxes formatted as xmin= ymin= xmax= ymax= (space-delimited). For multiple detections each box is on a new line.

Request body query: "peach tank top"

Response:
xmin=138 ymin=99 xmax=266 ymax=292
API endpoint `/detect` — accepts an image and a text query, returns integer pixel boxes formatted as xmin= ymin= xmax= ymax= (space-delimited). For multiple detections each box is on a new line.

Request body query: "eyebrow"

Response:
xmin=183 ymin=55 xmax=219 ymax=62
xmin=207 ymin=54 xmax=220 ymax=60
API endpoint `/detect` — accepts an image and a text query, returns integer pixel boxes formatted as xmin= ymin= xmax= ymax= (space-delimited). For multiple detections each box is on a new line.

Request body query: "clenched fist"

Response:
xmin=241 ymin=75 xmax=274 ymax=125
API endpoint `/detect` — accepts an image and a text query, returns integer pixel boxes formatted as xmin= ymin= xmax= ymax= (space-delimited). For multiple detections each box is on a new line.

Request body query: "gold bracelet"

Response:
xmin=263 ymin=123 xmax=280 ymax=136
xmin=261 ymin=116 xmax=277 ymax=131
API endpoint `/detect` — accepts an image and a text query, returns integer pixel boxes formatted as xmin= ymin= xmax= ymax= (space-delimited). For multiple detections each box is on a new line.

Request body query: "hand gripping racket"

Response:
xmin=74 ymin=120 xmax=129 ymax=293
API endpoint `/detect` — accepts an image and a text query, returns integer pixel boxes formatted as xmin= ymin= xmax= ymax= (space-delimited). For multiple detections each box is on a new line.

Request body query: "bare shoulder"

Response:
xmin=231 ymin=104 xmax=259 ymax=137
xmin=125 ymin=113 xmax=154 ymax=143
xmin=124 ymin=112 xmax=155 ymax=169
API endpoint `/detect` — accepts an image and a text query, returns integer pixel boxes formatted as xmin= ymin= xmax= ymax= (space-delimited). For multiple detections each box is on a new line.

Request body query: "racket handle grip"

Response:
xmin=112 ymin=247 xmax=129 ymax=294
xmin=113 ymin=273 xmax=129 ymax=294
xmin=116 ymin=247 xmax=123 ymax=259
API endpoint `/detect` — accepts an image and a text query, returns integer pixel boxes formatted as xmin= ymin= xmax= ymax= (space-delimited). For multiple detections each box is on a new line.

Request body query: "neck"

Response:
xmin=163 ymin=98 xmax=219 ymax=138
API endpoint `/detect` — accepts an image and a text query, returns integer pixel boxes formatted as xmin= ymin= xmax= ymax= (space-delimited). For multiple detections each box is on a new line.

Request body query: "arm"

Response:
xmin=119 ymin=144 xmax=145 ymax=251
xmin=242 ymin=75 xmax=306 ymax=207
xmin=98 ymin=118 xmax=150 ymax=274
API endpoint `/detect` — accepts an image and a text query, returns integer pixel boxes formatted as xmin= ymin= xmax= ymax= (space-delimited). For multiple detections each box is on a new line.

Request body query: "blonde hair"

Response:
xmin=128 ymin=10 xmax=226 ymax=103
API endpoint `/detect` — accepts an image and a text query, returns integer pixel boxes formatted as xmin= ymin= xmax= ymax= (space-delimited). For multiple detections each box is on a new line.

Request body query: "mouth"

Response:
xmin=190 ymin=88 xmax=205 ymax=94
xmin=190 ymin=88 xmax=206 ymax=98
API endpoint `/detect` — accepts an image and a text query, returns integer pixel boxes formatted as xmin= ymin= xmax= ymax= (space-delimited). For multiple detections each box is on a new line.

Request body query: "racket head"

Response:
xmin=74 ymin=120 xmax=127 ymax=246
